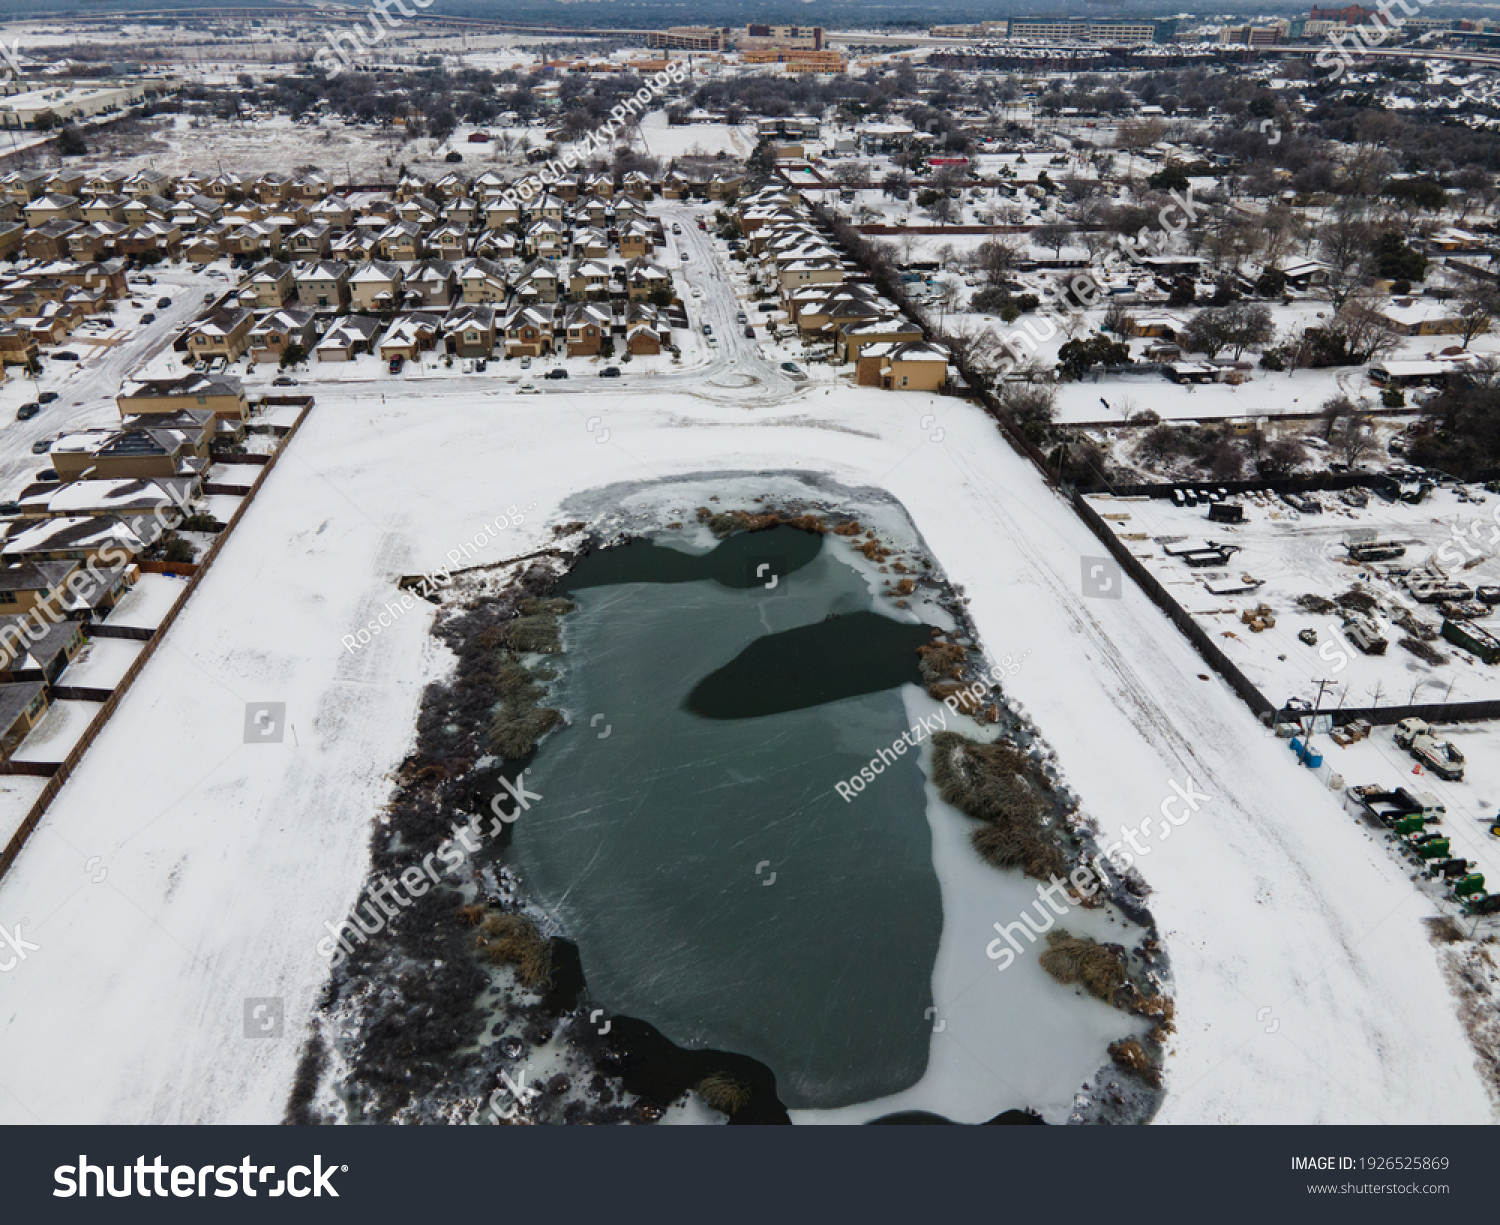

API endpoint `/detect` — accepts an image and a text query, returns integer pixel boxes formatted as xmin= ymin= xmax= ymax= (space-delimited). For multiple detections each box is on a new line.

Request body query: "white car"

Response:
xmin=518 ymin=382 xmax=540 ymax=394
xmin=461 ymin=359 xmax=474 ymax=373
xmin=691 ymin=288 xmax=703 ymax=298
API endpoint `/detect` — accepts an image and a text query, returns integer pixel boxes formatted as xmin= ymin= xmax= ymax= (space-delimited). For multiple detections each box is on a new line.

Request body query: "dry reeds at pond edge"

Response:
xmin=1038 ymin=931 xmax=1130 ymax=1004
xmin=932 ymin=731 xmax=1066 ymax=881
xmin=474 ymin=911 xmax=553 ymax=989
xmin=696 ymin=1073 xmax=751 ymax=1116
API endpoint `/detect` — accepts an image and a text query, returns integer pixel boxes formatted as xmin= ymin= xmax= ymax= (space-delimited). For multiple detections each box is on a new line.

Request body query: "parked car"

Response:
xmin=142 ymin=312 xmax=157 ymax=324
xmin=735 ymin=311 xmax=748 ymax=324
xmin=53 ymin=351 xmax=78 ymax=361
xmin=37 ymin=392 xmax=58 ymax=404
xmin=708 ymin=336 xmax=718 ymax=347
xmin=31 ymin=439 xmax=51 ymax=454
xmin=156 ymin=297 xmax=172 ymax=309
xmin=781 ymin=362 xmax=806 ymax=378
xmin=461 ymin=359 xmax=474 ymax=373
xmin=388 ymin=356 xmax=405 ymax=374
xmin=272 ymin=376 xmax=298 ymax=386
xmin=599 ymin=366 xmax=621 ymax=378
xmin=476 ymin=359 xmax=488 ymax=372
xmin=744 ymin=325 xmax=755 ymax=338
xmin=702 ymin=324 xmax=712 ymax=335
xmin=0 ymin=502 xmax=19 ymax=516
xmin=35 ymin=469 xmax=56 ymax=483
xmin=680 ymin=252 xmax=690 ymax=261
xmin=203 ymin=292 xmax=216 ymax=303
xmin=520 ymin=356 xmax=532 ymax=369
xmin=691 ymin=288 xmax=703 ymax=298
xmin=518 ymin=382 xmax=540 ymax=394
xmin=672 ymin=223 xmax=682 ymax=234
xmin=545 ymin=368 xmax=569 ymax=380
xmin=16 ymin=403 xmax=39 ymax=421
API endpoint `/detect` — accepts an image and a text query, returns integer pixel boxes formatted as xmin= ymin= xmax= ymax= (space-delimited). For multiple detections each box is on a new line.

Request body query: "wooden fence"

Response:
xmin=0 ymin=400 xmax=315 ymax=882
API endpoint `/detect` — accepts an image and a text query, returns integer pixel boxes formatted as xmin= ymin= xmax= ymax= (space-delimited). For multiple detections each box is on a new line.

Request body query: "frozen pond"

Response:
xmin=515 ymin=526 xmax=944 ymax=1108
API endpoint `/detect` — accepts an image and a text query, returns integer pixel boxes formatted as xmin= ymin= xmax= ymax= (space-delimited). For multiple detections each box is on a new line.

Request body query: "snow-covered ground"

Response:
xmin=1088 ymin=483 xmax=1500 ymax=709
xmin=0 ymin=207 xmax=1490 ymax=1127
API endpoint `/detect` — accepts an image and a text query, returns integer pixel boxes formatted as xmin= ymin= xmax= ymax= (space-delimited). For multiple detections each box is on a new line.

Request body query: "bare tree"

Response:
xmin=1031 ymin=221 xmax=1073 ymax=258
xmin=1332 ymin=412 xmax=1375 ymax=468
xmin=1456 ymin=282 xmax=1500 ymax=350
xmin=1317 ymin=206 xmax=1375 ymax=310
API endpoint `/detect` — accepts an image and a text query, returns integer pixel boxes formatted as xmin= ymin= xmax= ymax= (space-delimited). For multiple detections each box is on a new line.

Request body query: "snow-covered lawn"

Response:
xmin=105 ymin=573 xmax=189 ymax=631
xmin=12 ymin=700 xmax=101 ymax=765
xmin=60 ymin=637 xmax=145 ymax=692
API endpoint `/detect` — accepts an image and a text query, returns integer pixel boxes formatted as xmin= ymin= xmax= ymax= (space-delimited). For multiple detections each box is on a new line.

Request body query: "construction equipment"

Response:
xmin=1410 ymin=733 xmax=1465 ymax=782
xmin=1452 ymin=873 xmax=1487 ymax=899
xmin=1394 ymin=718 xmax=1430 ymax=750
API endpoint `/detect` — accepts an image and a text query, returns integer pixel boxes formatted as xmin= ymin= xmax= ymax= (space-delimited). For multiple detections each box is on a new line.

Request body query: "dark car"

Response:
xmin=53 ymin=351 xmax=79 ymax=361
xmin=31 ymin=439 xmax=51 ymax=455
xmin=388 ymin=356 xmax=405 ymax=374
xmin=141 ymin=313 xmax=156 ymax=324
xmin=273 ymin=376 xmax=298 ymax=386
xmin=544 ymin=368 xmax=569 ymax=380
xmin=37 ymin=392 xmax=58 ymax=404
xmin=156 ymin=297 xmax=172 ymax=309
xmin=476 ymin=359 xmax=487 ymax=372
xmin=744 ymin=325 xmax=755 ymax=338
xmin=702 ymin=324 xmax=712 ymax=336
xmin=598 ymin=366 xmax=621 ymax=378
xmin=35 ymin=469 xmax=57 ymax=483
xmin=0 ymin=502 xmax=19 ymax=516
xmin=16 ymin=403 xmax=39 ymax=421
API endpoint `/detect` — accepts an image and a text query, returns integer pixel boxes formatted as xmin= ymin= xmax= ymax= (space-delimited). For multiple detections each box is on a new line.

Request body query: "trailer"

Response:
xmin=1341 ymin=613 xmax=1387 ymax=655
xmin=1409 ymin=575 xmax=1473 ymax=604
xmin=1347 ymin=541 xmax=1406 ymax=562
xmin=1442 ymin=617 xmax=1500 ymax=666
xmin=1182 ymin=547 xmax=1240 ymax=567
xmin=1349 ymin=784 xmax=1446 ymax=825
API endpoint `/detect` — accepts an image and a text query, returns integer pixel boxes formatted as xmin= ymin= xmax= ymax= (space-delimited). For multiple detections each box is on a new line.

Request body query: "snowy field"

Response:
xmin=1088 ymin=483 xmax=1500 ymax=709
xmin=0 ymin=363 xmax=1489 ymax=1123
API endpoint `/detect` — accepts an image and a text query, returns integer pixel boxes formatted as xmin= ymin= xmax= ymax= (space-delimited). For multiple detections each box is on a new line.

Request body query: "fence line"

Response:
xmin=0 ymin=399 xmax=314 ymax=882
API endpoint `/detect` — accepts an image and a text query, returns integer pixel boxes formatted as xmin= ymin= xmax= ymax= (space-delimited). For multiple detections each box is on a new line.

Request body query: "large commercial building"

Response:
xmin=0 ymin=82 xmax=157 ymax=130
xmin=740 ymin=24 xmax=825 ymax=51
xmin=646 ymin=26 xmax=730 ymax=50
xmin=986 ymin=17 xmax=1179 ymax=44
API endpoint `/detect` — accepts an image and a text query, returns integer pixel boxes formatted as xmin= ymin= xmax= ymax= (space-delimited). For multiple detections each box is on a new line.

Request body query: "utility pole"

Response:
xmin=1305 ymin=677 xmax=1338 ymax=757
